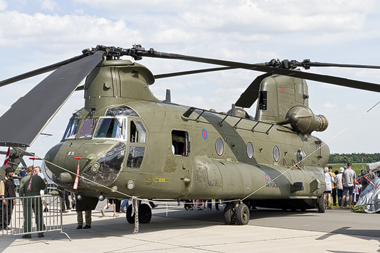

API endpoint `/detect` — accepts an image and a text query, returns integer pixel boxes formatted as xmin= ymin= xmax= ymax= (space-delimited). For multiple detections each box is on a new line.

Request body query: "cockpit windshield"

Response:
xmin=62 ymin=118 xmax=80 ymax=140
xmin=78 ymin=119 xmax=97 ymax=138
xmin=93 ymin=117 xmax=126 ymax=139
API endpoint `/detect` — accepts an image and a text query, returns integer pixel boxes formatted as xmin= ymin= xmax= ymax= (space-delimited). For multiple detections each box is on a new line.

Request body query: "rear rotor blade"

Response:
xmin=0 ymin=51 xmax=104 ymax=147
xmin=235 ymin=73 xmax=272 ymax=108
xmin=133 ymin=48 xmax=380 ymax=93
xmin=154 ymin=67 xmax=236 ymax=79
xmin=74 ymin=66 xmax=237 ymax=91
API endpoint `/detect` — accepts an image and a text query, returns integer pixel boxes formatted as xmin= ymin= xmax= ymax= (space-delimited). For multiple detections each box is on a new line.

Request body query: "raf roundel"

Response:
xmin=265 ymin=174 xmax=270 ymax=182
xmin=202 ymin=128 xmax=208 ymax=140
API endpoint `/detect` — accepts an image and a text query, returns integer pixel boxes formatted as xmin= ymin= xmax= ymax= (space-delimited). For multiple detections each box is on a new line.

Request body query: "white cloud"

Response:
xmin=0 ymin=12 xmax=141 ymax=49
xmin=0 ymin=0 xmax=6 ymax=11
xmin=38 ymin=0 xmax=57 ymax=11
xmin=322 ymin=103 xmax=336 ymax=109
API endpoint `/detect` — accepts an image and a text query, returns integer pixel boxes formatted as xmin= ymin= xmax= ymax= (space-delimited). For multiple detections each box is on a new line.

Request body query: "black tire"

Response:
xmin=223 ymin=203 xmax=235 ymax=225
xmin=235 ymin=203 xmax=250 ymax=225
xmin=126 ymin=205 xmax=134 ymax=223
xmin=126 ymin=204 xmax=152 ymax=223
xmin=139 ymin=204 xmax=152 ymax=223
xmin=317 ymin=196 xmax=325 ymax=213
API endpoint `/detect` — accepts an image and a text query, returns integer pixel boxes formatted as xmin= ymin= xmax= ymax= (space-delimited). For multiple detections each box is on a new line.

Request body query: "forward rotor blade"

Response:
xmin=140 ymin=50 xmax=380 ymax=93
xmin=0 ymin=54 xmax=87 ymax=87
xmin=0 ymin=51 xmax=104 ymax=147
xmin=235 ymin=73 xmax=272 ymax=108
xmin=19 ymin=157 xmax=27 ymax=167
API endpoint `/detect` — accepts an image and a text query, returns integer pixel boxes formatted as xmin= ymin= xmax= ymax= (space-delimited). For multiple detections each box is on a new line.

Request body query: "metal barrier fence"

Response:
xmin=0 ymin=195 xmax=70 ymax=240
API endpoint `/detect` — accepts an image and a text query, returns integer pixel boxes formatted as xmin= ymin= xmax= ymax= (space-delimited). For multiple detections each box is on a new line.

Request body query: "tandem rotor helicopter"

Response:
xmin=1 ymin=45 xmax=380 ymax=225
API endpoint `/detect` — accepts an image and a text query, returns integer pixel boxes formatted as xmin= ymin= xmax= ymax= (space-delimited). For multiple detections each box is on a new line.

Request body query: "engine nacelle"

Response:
xmin=285 ymin=105 xmax=328 ymax=135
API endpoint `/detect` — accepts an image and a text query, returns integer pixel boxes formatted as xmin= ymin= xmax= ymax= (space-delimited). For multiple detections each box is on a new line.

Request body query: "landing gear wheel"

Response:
xmin=223 ymin=203 xmax=235 ymax=225
xmin=317 ymin=196 xmax=325 ymax=213
xmin=126 ymin=204 xmax=152 ymax=223
xmin=235 ymin=203 xmax=250 ymax=225
xmin=139 ymin=204 xmax=152 ymax=223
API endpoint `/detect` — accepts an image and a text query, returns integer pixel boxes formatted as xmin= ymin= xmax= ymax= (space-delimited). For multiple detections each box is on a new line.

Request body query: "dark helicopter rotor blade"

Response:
xmin=0 ymin=54 xmax=88 ymax=87
xmin=154 ymin=67 xmax=236 ymax=79
xmin=235 ymin=73 xmax=272 ymax=108
xmin=305 ymin=61 xmax=380 ymax=69
xmin=130 ymin=48 xmax=380 ymax=93
xmin=0 ymin=51 xmax=104 ymax=147
xmin=74 ymin=67 xmax=237 ymax=91
xmin=19 ymin=156 xmax=27 ymax=167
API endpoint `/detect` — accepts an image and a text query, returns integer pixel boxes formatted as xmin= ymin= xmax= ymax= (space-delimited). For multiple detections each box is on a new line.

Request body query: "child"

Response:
xmin=353 ymin=179 xmax=361 ymax=205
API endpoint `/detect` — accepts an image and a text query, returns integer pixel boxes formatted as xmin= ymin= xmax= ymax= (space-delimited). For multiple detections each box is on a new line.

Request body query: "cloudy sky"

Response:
xmin=1 ymin=0 xmax=380 ymax=166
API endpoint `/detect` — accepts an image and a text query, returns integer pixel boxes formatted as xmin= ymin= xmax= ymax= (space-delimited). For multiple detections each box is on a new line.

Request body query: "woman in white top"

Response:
xmin=324 ymin=167 xmax=333 ymax=209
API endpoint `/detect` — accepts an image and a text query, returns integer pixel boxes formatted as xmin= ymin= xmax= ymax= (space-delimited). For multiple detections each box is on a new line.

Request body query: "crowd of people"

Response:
xmin=324 ymin=162 xmax=377 ymax=210
xmin=1 ymin=161 xmax=376 ymax=238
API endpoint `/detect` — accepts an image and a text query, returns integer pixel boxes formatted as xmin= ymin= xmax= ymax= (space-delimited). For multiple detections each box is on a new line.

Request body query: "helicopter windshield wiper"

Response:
xmin=108 ymin=111 xmax=123 ymax=129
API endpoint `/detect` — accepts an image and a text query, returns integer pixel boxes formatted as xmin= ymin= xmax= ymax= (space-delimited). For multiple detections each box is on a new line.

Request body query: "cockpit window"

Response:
xmin=106 ymin=106 xmax=139 ymax=117
xmin=62 ymin=119 xmax=81 ymax=140
xmin=126 ymin=146 xmax=145 ymax=169
xmin=130 ymin=121 xmax=138 ymax=143
xmin=94 ymin=117 xmax=125 ymax=139
xmin=136 ymin=122 xmax=146 ymax=143
xmin=78 ymin=119 xmax=97 ymax=139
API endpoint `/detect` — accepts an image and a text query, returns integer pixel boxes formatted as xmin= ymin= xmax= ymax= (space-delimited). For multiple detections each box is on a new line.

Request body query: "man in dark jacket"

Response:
xmin=19 ymin=166 xmax=46 ymax=238
xmin=0 ymin=167 xmax=16 ymax=230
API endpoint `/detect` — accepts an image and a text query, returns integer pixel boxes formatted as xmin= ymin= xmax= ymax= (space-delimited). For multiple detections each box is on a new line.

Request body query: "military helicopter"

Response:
xmin=1 ymin=45 xmax=380 ymax=225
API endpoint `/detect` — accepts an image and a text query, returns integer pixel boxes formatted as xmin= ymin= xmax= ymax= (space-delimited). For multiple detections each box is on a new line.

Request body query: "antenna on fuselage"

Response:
xmin=164 ymin=89 xmax=171 ymax=103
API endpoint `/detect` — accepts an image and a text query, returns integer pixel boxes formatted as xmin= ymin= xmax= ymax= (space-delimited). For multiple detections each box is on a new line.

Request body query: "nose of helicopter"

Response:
xmin=44 ymin=140 xmax=126 ymax=189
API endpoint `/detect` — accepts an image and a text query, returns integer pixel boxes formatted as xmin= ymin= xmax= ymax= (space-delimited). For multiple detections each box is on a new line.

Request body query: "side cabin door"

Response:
xmin=169 ymin=130 xmax=192 ymax=197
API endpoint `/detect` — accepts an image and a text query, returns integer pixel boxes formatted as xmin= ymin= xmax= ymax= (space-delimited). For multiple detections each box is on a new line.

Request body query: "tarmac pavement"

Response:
xmin=1 ymin=201 xmax=379 ymax=253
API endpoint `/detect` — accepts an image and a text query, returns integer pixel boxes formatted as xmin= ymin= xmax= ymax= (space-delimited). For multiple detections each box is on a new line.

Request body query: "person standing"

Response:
xmin=0 ymin=167 xmax=16 ymax=230
xmin=120 ymin=199 xmax=129 ymax=213
xmin=353 ymin=179 xmax=361 ymax=205
xmin=324 ymin=167 xmax=333 ymax=209
xmin=336 ymin=168 xmax=344 ymax=206
xmin=58 ymin=189 xmax=70 ymax=213
xmin=341 ymin=162 xmax=356 ymax=209
xmin=34 ymin=167 xmax=48 ymax=212
xmin=19 ymin=166 xmax=46 ymax=238
xmin=18 ymin=167 xmax=26 ymax=178
xmin=328 ymin=166 xmax=337 ymax=206
xmin=101 ymin=198 xmax=119 ymax=217
xmin=76 ymin=209 xmax=92 ymax=229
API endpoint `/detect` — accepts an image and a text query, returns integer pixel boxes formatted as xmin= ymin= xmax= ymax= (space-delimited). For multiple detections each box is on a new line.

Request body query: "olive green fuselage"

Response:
xmin=44 ymin=59 xmax=329 ymax=209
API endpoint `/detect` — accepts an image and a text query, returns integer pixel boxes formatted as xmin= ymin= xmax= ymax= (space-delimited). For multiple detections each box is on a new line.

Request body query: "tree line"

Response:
xmin=328 ymin=153 xmax=380 ymax=164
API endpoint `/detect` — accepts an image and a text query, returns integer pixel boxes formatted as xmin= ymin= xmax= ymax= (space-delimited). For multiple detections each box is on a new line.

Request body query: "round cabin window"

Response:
xmin=247 ymin=142 xmax=254 ymax=159
xmin=215 ymin=137 xmax=224 ymax=156
xmin=273 ymin=145 xmax=280 ymax=162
